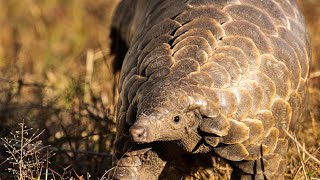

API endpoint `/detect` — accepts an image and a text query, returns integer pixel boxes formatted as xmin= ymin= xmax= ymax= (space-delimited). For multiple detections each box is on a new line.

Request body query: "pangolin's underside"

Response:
xmin=111 ymin=0 xmax=310 ymax=179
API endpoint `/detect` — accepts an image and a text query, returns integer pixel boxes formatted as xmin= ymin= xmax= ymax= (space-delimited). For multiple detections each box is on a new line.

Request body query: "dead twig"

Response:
xmin=284 ymin=129 xmax=320 ymax=165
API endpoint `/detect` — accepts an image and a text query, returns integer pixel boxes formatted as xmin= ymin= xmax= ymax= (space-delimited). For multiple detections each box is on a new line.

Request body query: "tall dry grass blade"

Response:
xmin=310 ymin=71 xmax=320 ymax=79
xmin=284 ymin=129 xmax=320 ymax=164
xmin=85 ymin=50 xmax=94 ymax=103
xmin=295 ymin=136 xmax=310 ymax=180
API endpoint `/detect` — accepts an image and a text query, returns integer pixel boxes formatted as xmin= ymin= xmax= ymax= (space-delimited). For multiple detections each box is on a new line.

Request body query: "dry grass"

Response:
xmin=293 ymin=0 xmax=320 ymax=179
xmin=0 ymin=0 xmax=119 ymax=178
xmin=0 ymin=0 xmax=319 ymax=179
xmin=1 ymin=121 xmax=51 ymax=180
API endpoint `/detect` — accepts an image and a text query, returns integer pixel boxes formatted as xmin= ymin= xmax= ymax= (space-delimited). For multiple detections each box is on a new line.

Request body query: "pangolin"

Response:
xmin=110 ymin=0 xmax=310 ymax=179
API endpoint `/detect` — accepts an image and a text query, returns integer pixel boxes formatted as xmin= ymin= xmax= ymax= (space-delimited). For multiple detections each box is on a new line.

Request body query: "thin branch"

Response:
xmin=284 ymin=129 xmax=320 ymax=165
xmin=310 ymin=71 xmax=320 ymax=79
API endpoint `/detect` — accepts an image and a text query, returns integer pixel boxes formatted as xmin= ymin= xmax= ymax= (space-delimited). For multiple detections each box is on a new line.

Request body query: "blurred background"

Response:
xmin=0 ymin=0 xmax=319 ymax=179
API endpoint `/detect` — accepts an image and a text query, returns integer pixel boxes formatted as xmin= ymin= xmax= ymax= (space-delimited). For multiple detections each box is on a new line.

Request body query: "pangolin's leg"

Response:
xmin=111 ymin=137 xmax=166 ymax=180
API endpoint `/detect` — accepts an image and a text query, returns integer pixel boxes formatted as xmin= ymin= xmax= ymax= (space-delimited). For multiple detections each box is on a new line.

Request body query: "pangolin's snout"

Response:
xmin=130 ymin=125 xmax=148 ymax=143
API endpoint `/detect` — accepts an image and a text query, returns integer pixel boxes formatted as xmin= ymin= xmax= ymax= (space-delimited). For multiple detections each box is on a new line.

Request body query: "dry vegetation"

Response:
xmin=0 ymin=0 xmax=319 ymax=179
xmin=0 ymin=0 xmax=119 ymax=179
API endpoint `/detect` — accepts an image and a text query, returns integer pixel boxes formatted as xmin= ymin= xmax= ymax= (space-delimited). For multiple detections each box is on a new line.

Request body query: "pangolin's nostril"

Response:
xmin=130 ymin=125 xmax=147 ymax=142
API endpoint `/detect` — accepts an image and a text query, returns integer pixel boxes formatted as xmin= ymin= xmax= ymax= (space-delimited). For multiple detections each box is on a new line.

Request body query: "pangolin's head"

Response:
xmin=129 ymin=82 xmax=204 ymax=143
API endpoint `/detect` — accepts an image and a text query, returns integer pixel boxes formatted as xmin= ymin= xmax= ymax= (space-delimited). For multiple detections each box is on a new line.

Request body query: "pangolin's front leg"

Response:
xmin=111 ymin=137 xmax=166 ymax=180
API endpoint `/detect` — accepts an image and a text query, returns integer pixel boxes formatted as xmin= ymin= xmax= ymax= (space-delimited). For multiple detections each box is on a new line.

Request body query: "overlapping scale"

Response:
xmin=263 ymin=154 xmax=281 ymax=174
xmin=231 ymin=88 xmax=253 ymax=119
xmin=201 ymin=62 xmax=231 ymax=88
xmin=188 ymin=71 xmax=214 ymax=87
xmin=240 ymin=0 xmax=289 ymax=27
xmin=259 ymin=54 xmax=291 ymax=99
xmin=244 ymin=143 xmax=270 ymax=160
xmin=149 ymin=67 xmax=170 ymax=80
xmin=273 ymin=0 xmax=296 ymax=18
xmin=277 ymin=26 xmax=309 ymax=79
xmin=200 ymin=87 xmax=220 ymax=103
xmin=175 ymin=6 xmax=231 ymax=24
xmin=187 ymin=0 xmax=239 ymax=9
xmin=143 ymin=1 xmax=189 ymax=31
xmin=219 ymin=119 xmax=249 ymax=144
xmin=218 ymin=36 xmax=260 ymax=69
xmin=204 ymin=136 xmax=219 ymax=147
xmin=178 ymin=77 xmax=199 ymax=87
xmin=289 ymin=18 xmax=307 ymax=40
xmin=224 ymin=4 xmax=277 ymax=35
xmin=118 ymin=113 xmax=128 ymax=137
xmin=214 ymin=143 xmax=249 ymax=161
xmin=144 ymin=56 xmax=174 ymax=77
xmin=274 ymin=139 xmax=289 ymax=156
xmin=239 ymin=80 xmax=264 ymax=116
xmin=138 ymin=34 xmax=172 ymax=52
xmin=121 ymin=70 xmax=138 ymax=109
xmin=137 ymin=18 xmax=181 ymax=49
xmin=190 ymin=97 xmax=220 ymax=118
xmin=174 ymin=18 xmax=225 ymax=40
xmin=136 ymin=78 xmax=165 ymax=104
xmin=128 ymin=76 xmax=147 ymax=103
xmin=174 ymin=45 xmax=208 ymax=64
xmin=241 ymin=118 xmax=264 ymax=145
xmin=209 ymin=54 xmax=241 ymax=85
xmin=196 ymin=87 xmax=221 ymax=117
xmin=288 ymin=92 xmax=303 ymax=130
xmin=271 ymin=98 xmax=293 ymax=137
xmin=269 ymin=36 xmax=301 ymax=90
xmin=126 ymin=101 xmax=137 ymax=126
xmin=255 ymin=110 xmax=275 ymax=137
xmin=234 ymin=158 xmax=269 ymax=174
xmin=173 ymin=29 xmax=217 ymax=49
xmin=261 ymin=127 xmax=279 ymax=152
xmin=138 ymin=43 xmax=172 ymax=75
xmin=173 ymin=36 xmax=212 ymax=56
xmin=248 ymin=71 xmax=276 ymax=109
xmin=213 ymin=46 xmax=249 ymax=76
xmin=170 ymin=58 xmax=200 ymax=74
xmin=119 ymin=53 xmax=139 ymax=90
xmin=222 ymin=20 xmax=272 ymax=54
xmin=216 ymin=89 xmax=237 ymax=116
xmin=200 ymin=114 xmax=230 ymax=136
xmin=298 ymin=78 xmax=307 ymax=98
xmin=169 ymin=69 xmax=190 ymax=80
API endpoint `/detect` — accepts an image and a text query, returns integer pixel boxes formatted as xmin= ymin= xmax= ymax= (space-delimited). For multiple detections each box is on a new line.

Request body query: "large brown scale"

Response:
xmin=110 ymin=0 xmax=310 ymax=179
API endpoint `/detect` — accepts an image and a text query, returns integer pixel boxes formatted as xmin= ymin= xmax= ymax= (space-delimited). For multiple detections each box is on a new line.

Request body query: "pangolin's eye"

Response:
xmin=173 ymin=116 xmax=180 ymax=123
